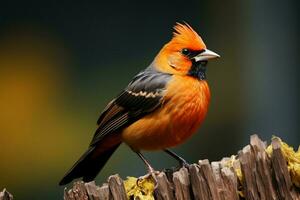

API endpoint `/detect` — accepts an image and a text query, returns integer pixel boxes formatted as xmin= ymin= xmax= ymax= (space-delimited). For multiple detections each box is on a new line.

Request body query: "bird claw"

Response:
xmin=180 ymin=160 xmax=190 ymax=168
xmin=136 ymin=169 xmax=159 ymax=188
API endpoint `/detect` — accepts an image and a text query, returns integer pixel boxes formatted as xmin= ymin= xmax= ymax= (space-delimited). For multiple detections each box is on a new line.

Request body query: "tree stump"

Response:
xmin=61 ymin=135 xmax=300 ymax=200
xmin=2 ymin=135 xmax=300 ymax=200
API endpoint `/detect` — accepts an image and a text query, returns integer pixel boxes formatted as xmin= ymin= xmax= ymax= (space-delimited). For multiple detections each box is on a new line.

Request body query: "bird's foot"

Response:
xmin=136 ymin=167 xmax=159 ymax=188
xmin=179 ymin=159 xmax=190 ymax=168
xmin=164 ymin=149 xmax=190 ymax=169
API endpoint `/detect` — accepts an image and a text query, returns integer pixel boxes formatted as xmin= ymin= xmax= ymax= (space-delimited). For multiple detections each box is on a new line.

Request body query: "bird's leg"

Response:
xmin=136 ymin=151 xmax=156 ymax=174
xmin=135 ymin=151 xmax=159 ymax=185
xmin=164 ymin=149 xmax=189 ymax=168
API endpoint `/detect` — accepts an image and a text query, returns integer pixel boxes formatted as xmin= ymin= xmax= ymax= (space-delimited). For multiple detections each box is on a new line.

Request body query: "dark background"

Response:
xmin=0 ymin=0 xmax=299 ymax=199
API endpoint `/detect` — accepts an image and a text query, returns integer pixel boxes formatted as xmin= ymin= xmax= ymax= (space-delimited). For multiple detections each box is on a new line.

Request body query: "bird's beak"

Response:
xmin=193 ymin=49 xmax=220 ymax=62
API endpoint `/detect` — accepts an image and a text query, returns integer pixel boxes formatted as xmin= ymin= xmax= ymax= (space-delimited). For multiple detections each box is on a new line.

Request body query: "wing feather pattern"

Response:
xmin=90 ymin=69 xmax=171 ymax=146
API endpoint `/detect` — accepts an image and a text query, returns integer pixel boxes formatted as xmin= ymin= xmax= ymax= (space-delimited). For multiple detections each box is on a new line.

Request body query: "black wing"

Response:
xmin=89 ymin=69 xmax=171 ymax=146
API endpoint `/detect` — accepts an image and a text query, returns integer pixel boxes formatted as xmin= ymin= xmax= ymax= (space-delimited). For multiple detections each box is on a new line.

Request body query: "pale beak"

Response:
xmin=193 ymin=49 xmax=220 ymax=62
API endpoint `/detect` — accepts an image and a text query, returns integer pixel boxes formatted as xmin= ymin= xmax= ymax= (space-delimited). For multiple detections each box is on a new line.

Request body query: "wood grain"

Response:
xmin=61 ymin=135 xmax=300 ymax=200
xmin=3 ymin=135 xmax=300 ymax=200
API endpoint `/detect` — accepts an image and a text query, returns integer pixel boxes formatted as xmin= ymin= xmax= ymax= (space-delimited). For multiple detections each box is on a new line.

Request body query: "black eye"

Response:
xmin=181 ymin=48 xmax=190 ymax=56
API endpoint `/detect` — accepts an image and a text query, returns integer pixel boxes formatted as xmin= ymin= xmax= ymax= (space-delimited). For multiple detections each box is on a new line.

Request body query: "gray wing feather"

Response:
xmin=90 ymin=69 xmax=171 ymax=146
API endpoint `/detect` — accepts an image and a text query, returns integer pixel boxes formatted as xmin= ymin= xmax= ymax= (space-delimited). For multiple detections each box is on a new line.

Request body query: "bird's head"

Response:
xmin=154 ymin=23 xmax=219 ymax=80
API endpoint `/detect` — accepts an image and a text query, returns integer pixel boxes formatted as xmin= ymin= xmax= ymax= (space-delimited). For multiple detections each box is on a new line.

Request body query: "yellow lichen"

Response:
xmin=124 ymin=176 xmax=155 ymax=200
xmin=266 ymin=136 xmax=300 ymax=188
xmin=224 ymin=155 xmax=243 ymax=183
xmin=224 ymin=155 xmax=244 ymax=197
xmin=122 ymin=137 xmax=300 ymax=200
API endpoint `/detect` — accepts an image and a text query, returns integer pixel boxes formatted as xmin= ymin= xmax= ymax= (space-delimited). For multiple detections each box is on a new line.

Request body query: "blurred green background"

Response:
xmin=0 ymin=0 xmax=299 ymax=199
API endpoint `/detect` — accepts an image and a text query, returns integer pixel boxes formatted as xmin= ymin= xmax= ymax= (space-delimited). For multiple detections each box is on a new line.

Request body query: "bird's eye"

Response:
xmin=181 ymin=48 xmax=190 ymax=56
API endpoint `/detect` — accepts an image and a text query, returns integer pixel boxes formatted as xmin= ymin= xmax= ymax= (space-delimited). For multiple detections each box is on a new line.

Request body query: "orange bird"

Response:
xmin=59 ymin=23 xmax=219 ymax=185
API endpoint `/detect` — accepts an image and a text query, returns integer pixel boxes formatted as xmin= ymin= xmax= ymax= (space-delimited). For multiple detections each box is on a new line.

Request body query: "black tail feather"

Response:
xmin=59 ymin=143 xmax=121 ymax=186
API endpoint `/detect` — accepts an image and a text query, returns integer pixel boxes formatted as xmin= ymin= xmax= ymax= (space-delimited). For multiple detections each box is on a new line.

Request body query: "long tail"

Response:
xmin=59 ymin=135 xmax=121 ymax=186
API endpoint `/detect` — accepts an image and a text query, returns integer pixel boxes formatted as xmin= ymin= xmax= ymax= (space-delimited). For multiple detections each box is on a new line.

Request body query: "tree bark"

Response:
xmin=2 ymin=135 xmax=300 ymax=200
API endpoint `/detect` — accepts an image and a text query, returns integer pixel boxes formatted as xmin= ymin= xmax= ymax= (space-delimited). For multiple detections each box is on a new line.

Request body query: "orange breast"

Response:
xmin=121 ymin=75 xmax=210 ymax=151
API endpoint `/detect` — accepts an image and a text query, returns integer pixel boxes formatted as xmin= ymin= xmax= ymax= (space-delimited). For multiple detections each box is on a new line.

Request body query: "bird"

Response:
xmin=59 ymin=22 xmax=220 ymax=186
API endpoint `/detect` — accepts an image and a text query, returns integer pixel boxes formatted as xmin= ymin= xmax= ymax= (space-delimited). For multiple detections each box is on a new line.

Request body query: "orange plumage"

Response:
xmin=122 ymin=76 xmax=210 ymax=150
xmin=155 ymin=23 xmax=206 ymax=75
xmin=59 ymin=22 xmax=219 ymax=185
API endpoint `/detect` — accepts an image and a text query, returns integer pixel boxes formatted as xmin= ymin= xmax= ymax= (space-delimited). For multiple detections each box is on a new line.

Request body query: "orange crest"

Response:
xmin=154 ymin=22 xmax=207 ymax=75
xmin=171 ymin=22 xmax=206 ymax=50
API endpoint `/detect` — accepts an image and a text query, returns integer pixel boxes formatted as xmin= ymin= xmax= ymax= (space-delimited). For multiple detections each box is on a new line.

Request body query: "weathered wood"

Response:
xmin=59 ymin=135 xmax=300 ymax=199
xmin=154 ymin=172 xmax=175 ymax=200
xmin=98 ymin=184 xmax=111 ymax=200
xmin=172 ymin=167 xmax=191 ymax=200
xmin=0 ymin=189 xmax=13 ymax=200
xmin=198 ymin=159 xmax=221 ymax=200
xmin=271 ymin=138 xmax=300 ymax=200
xmin=238 ymin=145 xmax=258 ymax=200
xmin=189 ymin=161 xmax=220 ymax=200
xmin=250 ymin=134 xmax=277 ymax=200
xmin=64 ymin=181 xmax=88 ymax=200
xmin=212 ymin=162 xmax=239 ymax=200
xmin=221 ymin=167 xmax=240 ymax=200
xmin=85 ymin=182 xmax=111 ymax=200
xmin=107 ymin=174 xmax=126 ymax=200
xmin=189 ymin=163 xmax=208 ymax=200
xmin=4 ymin=134 xmax=299 ymax=200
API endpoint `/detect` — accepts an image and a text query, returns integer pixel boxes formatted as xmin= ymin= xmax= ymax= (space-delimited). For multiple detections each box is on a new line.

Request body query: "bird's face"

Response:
xmin=154 ymin=23 xmax=219 ymax=80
